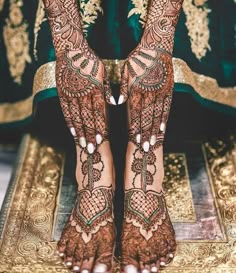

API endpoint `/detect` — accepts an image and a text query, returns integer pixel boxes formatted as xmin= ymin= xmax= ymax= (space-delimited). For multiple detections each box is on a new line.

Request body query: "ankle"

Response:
xmin=124 ymin=142 xmax=164 ymax=192
xmin=75 ymin=141 xmax=115 ymax=190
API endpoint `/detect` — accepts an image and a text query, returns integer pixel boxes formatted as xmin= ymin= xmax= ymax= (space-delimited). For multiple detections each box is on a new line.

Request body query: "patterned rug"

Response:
xmin=0 ymin=134 xmax=235 ymax=273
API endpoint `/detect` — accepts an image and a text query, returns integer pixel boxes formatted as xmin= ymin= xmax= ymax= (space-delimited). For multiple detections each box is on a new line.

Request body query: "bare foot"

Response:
xmin=121 ymin=144 xmax=176 ymax=273
xmin=57 ymin=142 xmax=116 ymax=273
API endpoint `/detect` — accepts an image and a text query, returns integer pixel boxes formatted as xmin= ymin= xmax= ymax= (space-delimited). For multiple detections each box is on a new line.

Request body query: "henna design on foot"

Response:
xmin=62 ymin=186 xmax=114 ymax=243
xmin=121 ymin=188 xmax=176 ymax=271
xmin=57 ymin=144 xmax=115 ymax=271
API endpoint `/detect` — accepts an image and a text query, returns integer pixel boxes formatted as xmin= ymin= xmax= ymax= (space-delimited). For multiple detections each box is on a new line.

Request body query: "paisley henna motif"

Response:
xmin=141 ymin=0 xmax=184 ymax=53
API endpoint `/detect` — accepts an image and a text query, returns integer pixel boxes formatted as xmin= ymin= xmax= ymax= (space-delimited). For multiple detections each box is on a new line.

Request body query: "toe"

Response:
xmin=81 ymin=257 xmax=95 ymax=273
xmin=159 ymin=257 xmax=167 ymax=267
xmin=57 ymin=240 xmax=67 ymax=257
xmin=93 ymin=263 xmax=108 ymax=273
xmin=64 ymin=258 xmax=73 ymax=269
xmin=95 ymin=251 xmax=114 ymax=272
xmin=165 ymin=253 xmax=174 ymax=265
xmin=139 ymin=262 xmax=151 ymax=273
xmin=123 ymin=264 xmax=139 ymax=273
xmin=150 ymin=262 xmax=159 ymax=273
xmin=72 ymin=262 xmax=81 ymax=272
xmin=64 ymin=240 xmax=76 ymax=265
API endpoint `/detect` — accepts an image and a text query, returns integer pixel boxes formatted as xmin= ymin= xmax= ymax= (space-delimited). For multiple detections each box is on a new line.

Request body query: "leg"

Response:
xmin=57 ymin=141 xmax=116 ymax=273
xmin=121 ymin=142 xmax=176 ymax=273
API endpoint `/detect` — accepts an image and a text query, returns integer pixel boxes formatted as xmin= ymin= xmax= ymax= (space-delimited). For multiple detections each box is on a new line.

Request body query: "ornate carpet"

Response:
xmin=0 ymin=134 xmax=236 ymax=273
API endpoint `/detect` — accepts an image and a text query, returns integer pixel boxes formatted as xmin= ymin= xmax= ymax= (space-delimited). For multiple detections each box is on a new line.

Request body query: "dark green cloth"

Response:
xmin=0 ymin=0 xmax=235 ymax=123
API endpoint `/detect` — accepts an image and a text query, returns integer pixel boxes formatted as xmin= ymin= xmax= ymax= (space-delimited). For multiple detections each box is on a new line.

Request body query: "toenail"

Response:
xmin=73 ymin=266 xmax=80 ymax=272
xmin=81 ymin=270 xmax=90 ymax=273
xmin=142 ymin=269 xmax=149 ymax=273
xmin=66 ymin=261 xmax=72 ymax=267
xmin=136 ymin=134 xmax=141 ymax=144
xmin=151 ymin=266 xmax=158 ymax=272
xmin=124 ymin=265 xmax=138 ymax=273
xmin=59 ymin=252 xmax=64 ymax=257
xmin=87 ymin=143 xmax=95 ymax=154
xmin=169 ymin=253 xmax=174 ymax=258
xmin=143 ymin=141 xmax=150 ymax=152
xmin=93 ymin=263 xmax=107 ymax=273
xmin=160 ymin=261 xmax=166 ymax=267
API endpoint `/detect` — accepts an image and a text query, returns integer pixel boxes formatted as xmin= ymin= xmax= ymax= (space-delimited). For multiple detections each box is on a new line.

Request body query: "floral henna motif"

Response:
xmin=131 ymin=148 xmax=157 ymax=188
xmin=43 ymin=0 xmax=113 ymax=150
xmin=58 ymin=219 xmax=115 ymax=269
xmin=80 ymin=149 xmax=105 ymax=188
xmin=141 ymin=0 xmax=184 ymax=53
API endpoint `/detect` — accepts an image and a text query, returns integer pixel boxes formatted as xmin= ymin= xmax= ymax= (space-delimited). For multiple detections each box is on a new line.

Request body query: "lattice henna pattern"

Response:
xmin=124 ymin=47 xmax=174 ymax=148
xmin=141 ymin=0 xmax=184 ymax=54
xmin=43 ymin=0 xmax=112 ymax=149
xmin=68 ymin=186 xmax=114 ymax=243
xmin=124 ymin=189 xmax=168 ymax=239
xmin=59 ymin=186 xmax=114 ymax=244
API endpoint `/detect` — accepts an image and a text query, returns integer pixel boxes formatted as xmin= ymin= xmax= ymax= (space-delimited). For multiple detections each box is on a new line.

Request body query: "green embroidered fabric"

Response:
xmin=0 ymin=0 xmax=235 ymax=126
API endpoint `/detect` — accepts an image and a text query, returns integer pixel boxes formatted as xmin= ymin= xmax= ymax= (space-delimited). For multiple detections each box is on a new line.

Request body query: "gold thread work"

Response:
xmin=183 ymin=0 xmax=211 ymax=60
xmin=128 ymin=0 xmax=211 ymax=59
xmin=0 ymin=58 xmax=235 ymax=124
xmin=80 ymin=0 xmax=103 ymax=34
xmin=0 ymin=135 xmax=236 ymax=272
xmin=128 ymin=0 xmax=148 ymax=27
xmin=0 ymin=0 xmax=5 ymax=11
xmin=33 ymin=0 xmax=47 ymax=60
xmin=3 ymin=0 xmax=32 ymax=84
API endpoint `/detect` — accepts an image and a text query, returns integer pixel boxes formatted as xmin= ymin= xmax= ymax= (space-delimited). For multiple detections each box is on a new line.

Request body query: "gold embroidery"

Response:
xmin=0 ymin=58 xmax=235 ymax=124
xmin=33 ymin=61 xmax=56 ymax=94
xmin=128 ymin=0 xmax=148 ymax=27
xmin=80 ymin=0 xmax=103 ymax=33
xmin=33 ymin=0 xmax=46 ymax=60
xmin=1 ymin=135 xmax=236 ymax=272
xmin=3 ymin=0 xmax=32 ymax=84
xmin=183 ymin=0 xmax=211 ymax=60
xmin=0 ymin=0 xmax=5 ymax=11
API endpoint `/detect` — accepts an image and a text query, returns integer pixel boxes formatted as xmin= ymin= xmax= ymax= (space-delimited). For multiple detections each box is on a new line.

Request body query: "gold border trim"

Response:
xmin=0 ymin=135 xmax=236 ymax=272
xmin=0 ymin=58 xmax=235 ymax=124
